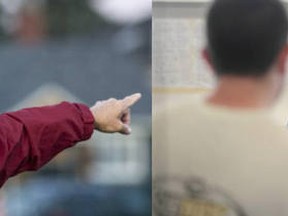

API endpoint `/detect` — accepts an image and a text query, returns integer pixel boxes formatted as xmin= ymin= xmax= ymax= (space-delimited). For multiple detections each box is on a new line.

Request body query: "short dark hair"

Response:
xmin=207 ymin=0 xmax=288 ymax=77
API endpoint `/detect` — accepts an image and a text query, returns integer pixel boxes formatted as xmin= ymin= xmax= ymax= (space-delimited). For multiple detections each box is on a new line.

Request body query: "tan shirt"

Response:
xmin=153 ymin=98 xmax=288 ymax=216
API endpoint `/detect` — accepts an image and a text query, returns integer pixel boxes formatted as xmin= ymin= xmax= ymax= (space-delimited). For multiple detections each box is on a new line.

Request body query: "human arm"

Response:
xmin=0 ymin=102 xmax=94 ymax=186
xmin=0 ymin=93 xmax=141 ymax=187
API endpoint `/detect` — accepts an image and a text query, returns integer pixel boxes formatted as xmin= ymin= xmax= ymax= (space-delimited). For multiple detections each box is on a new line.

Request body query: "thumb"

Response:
xmin=119 ymin=123 xmax=132 ymax=135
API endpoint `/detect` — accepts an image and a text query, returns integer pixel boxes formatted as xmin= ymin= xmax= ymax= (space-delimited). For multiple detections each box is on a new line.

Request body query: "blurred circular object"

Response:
xmin=89 ymin=0 xmax=151 ymax=25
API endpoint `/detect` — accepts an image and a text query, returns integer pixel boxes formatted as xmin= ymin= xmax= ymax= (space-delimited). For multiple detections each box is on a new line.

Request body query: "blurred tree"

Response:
xmin=45 ymin=0 xmax=109 ymax=38
xmin=0 ymin=5 xmax=14 ymax=41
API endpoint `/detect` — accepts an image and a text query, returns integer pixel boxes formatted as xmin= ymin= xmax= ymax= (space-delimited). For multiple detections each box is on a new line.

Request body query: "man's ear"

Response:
xmin=277 ymin=44 xmax=288 ymax=75
xmin=202 ymin=48 xmax=215 ymax=73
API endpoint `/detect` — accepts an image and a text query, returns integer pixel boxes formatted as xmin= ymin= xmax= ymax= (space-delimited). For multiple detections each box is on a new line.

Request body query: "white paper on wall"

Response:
xmin=153 ymin=17 xmax=215 ymax=88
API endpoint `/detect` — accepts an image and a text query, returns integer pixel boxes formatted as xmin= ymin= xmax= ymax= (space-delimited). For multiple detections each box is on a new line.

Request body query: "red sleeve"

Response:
xmin=0 ymin=102 xmax=95 ymax=187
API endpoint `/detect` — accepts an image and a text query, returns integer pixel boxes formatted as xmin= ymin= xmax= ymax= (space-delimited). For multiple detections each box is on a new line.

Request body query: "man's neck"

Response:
xmin=207 ymin=76 xmax=276 ymax=109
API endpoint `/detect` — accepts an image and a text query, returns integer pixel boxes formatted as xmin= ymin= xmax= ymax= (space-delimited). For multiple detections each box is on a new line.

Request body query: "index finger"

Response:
xmin=121 ymin=93 xmax=142 ymax=109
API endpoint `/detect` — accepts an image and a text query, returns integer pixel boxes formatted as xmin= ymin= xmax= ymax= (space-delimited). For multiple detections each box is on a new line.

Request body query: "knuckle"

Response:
xmin=113 ymin=100 xmax=122 ymax=108
xmin=108 ymin=98 xmax=117 ymax=103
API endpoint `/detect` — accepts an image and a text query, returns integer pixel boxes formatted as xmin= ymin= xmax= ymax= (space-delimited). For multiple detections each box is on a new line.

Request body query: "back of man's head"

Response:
xmin=207 ymin=0 xmax=288 ymax=77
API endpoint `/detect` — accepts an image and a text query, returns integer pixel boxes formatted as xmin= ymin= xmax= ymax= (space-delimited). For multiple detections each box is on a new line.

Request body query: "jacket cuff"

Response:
xmin=73 ymin=103 xmax=95 ymax=140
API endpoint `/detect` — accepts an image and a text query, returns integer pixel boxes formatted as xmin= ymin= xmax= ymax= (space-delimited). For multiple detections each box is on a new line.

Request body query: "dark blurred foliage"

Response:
xmin=45 ymin=0 xmax=112 ymax=38
xmin=0 ymin=0 xmax=117 ymax=41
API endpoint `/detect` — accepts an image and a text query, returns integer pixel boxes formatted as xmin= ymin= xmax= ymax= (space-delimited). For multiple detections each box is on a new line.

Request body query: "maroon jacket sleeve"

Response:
xmin=0 ymin=102 xmax=95 ymax=187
